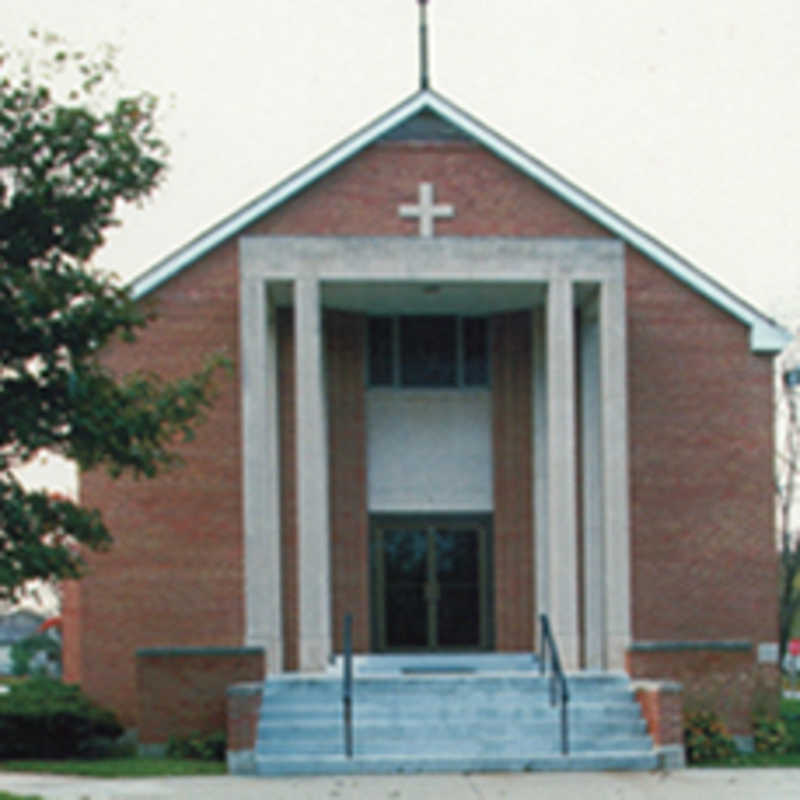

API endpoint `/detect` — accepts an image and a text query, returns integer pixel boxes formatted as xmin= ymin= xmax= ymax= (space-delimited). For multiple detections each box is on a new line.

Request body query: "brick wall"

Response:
xmin=628 ymin=646 xmax=778 ymax=735
xmin=633 ymin=680 xmax=684 ymax=746
xmin=492 ymin=311 xmax=534 ymax=649
xmin=136 ymin=647 xmax=264 ymax=745
xmin=277 ymin=308 xmax=299 ymax=671
xmin=246 ymin=141 xmax=610 ymax=239
xmin=64 ymin=240 xmax=243 ymax=725
xmin=226 ymin=682 xmax=262 ymax=753
xmin=627 ymin=248 xmax=776 ymax=648
xmin=626 ymin=247 xmax=778 ymax=730
xmin=326 ymin=311 xmax=370 ymax=652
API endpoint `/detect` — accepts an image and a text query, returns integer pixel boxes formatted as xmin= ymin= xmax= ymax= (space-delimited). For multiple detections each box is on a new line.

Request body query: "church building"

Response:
xmin=62 ymin=12 xmax=788 ymax=750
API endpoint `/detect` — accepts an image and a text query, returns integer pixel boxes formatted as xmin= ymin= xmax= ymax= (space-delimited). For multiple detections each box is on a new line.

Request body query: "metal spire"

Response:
xmin=418 ymin=0 xmax=430 ymax=89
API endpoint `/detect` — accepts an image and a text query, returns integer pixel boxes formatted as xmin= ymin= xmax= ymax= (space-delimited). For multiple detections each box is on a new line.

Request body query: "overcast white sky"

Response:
xmin=3 ymin=0 xmax=799 ymax=327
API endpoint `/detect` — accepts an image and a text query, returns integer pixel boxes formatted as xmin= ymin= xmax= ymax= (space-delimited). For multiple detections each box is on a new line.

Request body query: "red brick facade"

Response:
xmin=628 ymin=648 xmax=779 ymax=735
xmin=627 ymin=248 xmax=776 ymax=648
xmin=492 ymin=311 xmax=534 ymax=650
xmin=136 ymin=647 xmax=264 ymax=745
xmin=63 ymin=239 xmax=244 ymax=725
xmin=62 ymin=134 xmax=778 ymax=734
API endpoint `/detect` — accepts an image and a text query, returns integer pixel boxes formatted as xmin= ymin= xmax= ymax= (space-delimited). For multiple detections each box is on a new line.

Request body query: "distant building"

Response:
xmin=0 ymin=609 xmax=45 ymax=674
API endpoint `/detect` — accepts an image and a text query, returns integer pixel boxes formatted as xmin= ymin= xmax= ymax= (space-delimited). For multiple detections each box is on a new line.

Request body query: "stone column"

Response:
xmin=546 ymin=277 xmax=580 ymax=668
xmin=579 ymin=295 xmax=605 ymax=669
xmin=599 ymin=273 xmax=631 ymax=669
xmin=295 ymin=276 xmax=332 ymax=671
xmin=532 ymin=307 xmax=548 ymax=650
xmin=240 ymin=277 xmax=282 ymax=674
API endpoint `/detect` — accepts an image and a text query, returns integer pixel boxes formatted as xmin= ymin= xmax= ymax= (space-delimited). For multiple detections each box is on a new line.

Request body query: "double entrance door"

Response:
xmin=370 ymin=517 xmax=491 ymax=651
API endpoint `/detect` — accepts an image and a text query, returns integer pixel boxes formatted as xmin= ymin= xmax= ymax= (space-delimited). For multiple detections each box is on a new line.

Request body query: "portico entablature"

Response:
xmin=239 ymin=236 xmax=624 ymax=287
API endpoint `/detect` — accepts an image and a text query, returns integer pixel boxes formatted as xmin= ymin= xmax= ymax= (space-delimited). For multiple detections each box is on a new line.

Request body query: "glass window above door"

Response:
xmin=368 ymin=315 xmax=490 ymax=387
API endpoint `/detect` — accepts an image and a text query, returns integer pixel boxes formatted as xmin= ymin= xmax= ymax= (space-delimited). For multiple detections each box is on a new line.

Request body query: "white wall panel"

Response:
xmin=366 ymin=389 xmax=492 ymax=512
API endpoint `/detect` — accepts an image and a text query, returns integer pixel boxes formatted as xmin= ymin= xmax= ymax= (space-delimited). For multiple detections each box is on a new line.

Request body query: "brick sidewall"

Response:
xmin=633 ymin=682 xmax=684 ymax=746
xmin=627 ymin=247 xmax=777 ymax=648
xmin=67 ymin=240 xmax=243 ymax=725
xmin=226 ymin=682 xmax=263 ymax=752
xmin=136 ymin=648 xmax=265 ymax=744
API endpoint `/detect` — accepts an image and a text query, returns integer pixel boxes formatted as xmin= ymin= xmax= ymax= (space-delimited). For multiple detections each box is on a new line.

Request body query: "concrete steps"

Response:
xmin=254 ymin=656 xmax=658 ymax=774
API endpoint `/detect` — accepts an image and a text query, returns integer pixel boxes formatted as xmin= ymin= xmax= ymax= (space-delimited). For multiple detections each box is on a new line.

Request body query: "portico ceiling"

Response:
xmin=271 ymin=280 xmax=548 ymax=314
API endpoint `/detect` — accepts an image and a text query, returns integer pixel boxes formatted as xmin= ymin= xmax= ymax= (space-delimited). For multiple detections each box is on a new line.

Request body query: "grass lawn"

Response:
xmin=0 ymin=793 xmax=43 ymax=800
xmin=0 ymin=758 xmax=226 ymax=778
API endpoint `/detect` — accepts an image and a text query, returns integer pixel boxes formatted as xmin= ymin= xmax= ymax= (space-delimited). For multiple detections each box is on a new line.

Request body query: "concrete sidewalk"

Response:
xmin=3 ymin=769 xmax=800 ymax=800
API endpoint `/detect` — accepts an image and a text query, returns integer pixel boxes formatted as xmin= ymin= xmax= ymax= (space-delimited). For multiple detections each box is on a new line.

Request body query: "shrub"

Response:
xmin=779 ymin=698 xmax=800 ymax=753
xmin=683 ymin=710 xmax=739 ymax=764
xmin=753 ymin=715 xmax=791 ymax=754
xmin=165 ymin=730 xmax=226 ymax=761
xmin=0 ymin=677 xmax=123 ymax=758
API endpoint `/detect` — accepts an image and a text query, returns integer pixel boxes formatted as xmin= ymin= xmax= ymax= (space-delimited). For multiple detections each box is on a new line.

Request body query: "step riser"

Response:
xmin=258 ymin=740 xmax=652 ymax=754
xmin=259 ymin=720 xmax=648 ymax=737
xmin=261 ymin=705 xmax=643 ymax=722
xmin=254 ymin=753 xmax=660 ymax=775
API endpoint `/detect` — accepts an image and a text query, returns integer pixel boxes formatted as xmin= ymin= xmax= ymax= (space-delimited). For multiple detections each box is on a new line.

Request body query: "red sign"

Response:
xmin=789 ymin=639 xmax=800 ymax=656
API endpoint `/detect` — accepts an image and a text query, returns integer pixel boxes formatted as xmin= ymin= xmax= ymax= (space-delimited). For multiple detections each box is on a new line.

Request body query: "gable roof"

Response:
xmin=131 ymin=89 xmax=790 ymax=354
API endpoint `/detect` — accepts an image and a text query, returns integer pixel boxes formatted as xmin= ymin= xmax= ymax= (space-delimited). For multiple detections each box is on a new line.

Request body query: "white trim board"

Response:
xmin=131 ymin=89 xmax=789 ymax=354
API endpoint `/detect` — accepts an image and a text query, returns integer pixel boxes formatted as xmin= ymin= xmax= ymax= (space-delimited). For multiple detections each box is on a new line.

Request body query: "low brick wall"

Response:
xmin=226 ymin=682 xmax=263 ymax=774
xmin=136 ymin=646 xmax=265 ymax=748
xmin=627 ymin=641 xmax=779 ymax=737
xmin=633 ymin=680 xmax=685 ymax=768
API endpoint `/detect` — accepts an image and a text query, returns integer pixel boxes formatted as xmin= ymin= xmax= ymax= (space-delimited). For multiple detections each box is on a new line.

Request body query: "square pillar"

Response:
xmin=295 ymin=276 xmax=332 ymax=670
xmin=579 ymin=294 xmax=606 ymax=669
xmin=532 ymin=307 xmax=548 ymax=649
xmin=546 ymin=277 xmax=580 ymax=668
xmin=239 ymin=277 xmax=282 ymax=673
xmin=600 ymin=273 xmax=631 ymax=669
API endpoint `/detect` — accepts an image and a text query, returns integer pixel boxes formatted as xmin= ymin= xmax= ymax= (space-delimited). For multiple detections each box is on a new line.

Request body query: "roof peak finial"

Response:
xmin=418 ymin=0 xmax=430 ymax=90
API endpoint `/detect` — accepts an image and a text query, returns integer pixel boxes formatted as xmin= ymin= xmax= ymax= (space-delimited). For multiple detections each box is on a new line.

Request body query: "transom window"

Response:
xmin=368 ymin=315 xmax=489 ymax=387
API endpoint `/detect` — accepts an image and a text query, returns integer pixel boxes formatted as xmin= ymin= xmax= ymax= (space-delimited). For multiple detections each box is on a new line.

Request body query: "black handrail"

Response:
xmin=539 ymin=613 xmax=570 ymax=756
xmin=342 ymin=613 xmax=354 ymax=758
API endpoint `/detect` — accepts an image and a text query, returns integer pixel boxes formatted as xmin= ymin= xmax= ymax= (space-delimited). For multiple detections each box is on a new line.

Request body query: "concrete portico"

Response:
xmin=239 ymin=236 xmax=632 ymax=672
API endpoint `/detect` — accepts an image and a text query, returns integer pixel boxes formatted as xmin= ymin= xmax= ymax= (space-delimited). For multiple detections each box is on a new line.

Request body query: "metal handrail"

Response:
xmin=539 ymin=613 xmax=570 ymax=755
xmin=342 ymin=613 xmax=354 ymax=758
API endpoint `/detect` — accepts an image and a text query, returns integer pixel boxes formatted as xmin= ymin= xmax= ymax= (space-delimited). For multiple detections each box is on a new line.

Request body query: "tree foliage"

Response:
xmin=0 ymin=33 xmax=225 ymax=599
xmin=778 ymin=342 xmax=800 ymax=662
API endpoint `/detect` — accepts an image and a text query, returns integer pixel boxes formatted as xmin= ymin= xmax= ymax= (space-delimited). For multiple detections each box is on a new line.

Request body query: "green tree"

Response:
xmin=0 ymin=33 xmax=224 ymax=599
xmin=778 ymin=349 xmax=800 ymax=663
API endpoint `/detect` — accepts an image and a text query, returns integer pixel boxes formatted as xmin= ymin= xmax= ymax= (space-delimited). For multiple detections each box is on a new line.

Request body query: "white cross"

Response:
xmin=398 ymin=182 xmax=455 ymax=237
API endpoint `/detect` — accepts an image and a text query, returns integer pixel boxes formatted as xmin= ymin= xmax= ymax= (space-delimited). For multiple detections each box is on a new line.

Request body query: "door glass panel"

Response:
xmin=435 ymin=528 xmax=480 ymax=648
xmin=383 ymin=529 xmax=428 ymax=648
xmin=437 ymin=586 xmax=480 ymax=646
xmin=383 ymin=529 xmax=427 ymax=581
xmin=435 ymin=529 xmax=478 ymax=582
